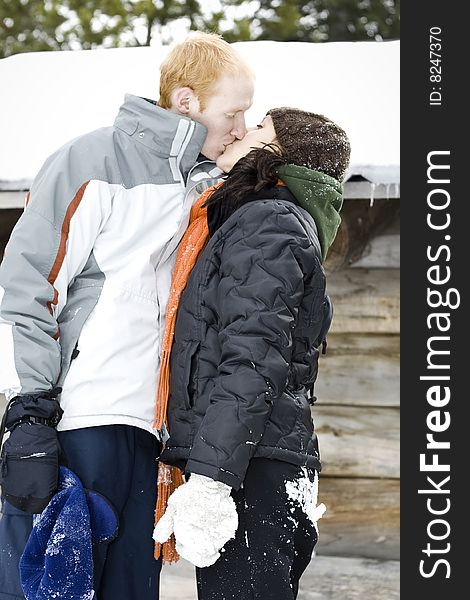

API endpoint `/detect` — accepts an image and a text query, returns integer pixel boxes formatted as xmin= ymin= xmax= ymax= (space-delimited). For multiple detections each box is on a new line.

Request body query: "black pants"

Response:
xmin=196 ymin=458 xmax=319 ymax=600
xmin=0 ymin=425 xmax=162 ymax=600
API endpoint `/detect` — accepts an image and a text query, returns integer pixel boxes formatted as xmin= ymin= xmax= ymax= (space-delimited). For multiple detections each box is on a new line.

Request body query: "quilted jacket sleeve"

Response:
xmin=185 ymin=201 xmax=318 ymax=489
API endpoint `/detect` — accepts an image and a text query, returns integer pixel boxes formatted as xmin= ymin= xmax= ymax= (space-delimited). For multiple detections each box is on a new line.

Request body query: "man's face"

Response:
xmin=188 ymin=75 xmax=254 ymax=160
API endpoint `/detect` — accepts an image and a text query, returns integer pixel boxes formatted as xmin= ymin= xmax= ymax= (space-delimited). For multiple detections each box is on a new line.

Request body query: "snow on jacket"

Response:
xmin=0 ymin=94 xmax=221 ymax=435
xmin=160 ymin=166 xmax=343 ymax=489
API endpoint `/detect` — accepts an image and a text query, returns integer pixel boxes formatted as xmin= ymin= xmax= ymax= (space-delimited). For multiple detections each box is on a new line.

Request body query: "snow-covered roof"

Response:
xmin=0 ymin=40 xmax=399 ymax=194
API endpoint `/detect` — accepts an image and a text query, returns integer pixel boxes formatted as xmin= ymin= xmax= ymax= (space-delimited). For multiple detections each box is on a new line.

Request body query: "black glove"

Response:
xmin=0 ymin=389 xmax=63 ymax=513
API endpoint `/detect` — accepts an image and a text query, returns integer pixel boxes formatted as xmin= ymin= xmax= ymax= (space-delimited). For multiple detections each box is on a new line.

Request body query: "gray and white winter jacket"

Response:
xmin=0 ymin=94 xmax=221 ymax=435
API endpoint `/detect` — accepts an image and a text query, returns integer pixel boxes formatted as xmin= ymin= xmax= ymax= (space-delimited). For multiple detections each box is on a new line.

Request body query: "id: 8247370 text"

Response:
xmin=429 ymin=26 xmax=443 ymax=107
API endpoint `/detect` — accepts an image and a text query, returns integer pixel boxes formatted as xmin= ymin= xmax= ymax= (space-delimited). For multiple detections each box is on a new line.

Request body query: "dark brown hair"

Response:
xmin=204 ymin=146 xmax=287 ymax=211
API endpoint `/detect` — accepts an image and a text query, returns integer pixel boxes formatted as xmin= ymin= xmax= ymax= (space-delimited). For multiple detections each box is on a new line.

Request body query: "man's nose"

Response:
xmin=231 ymin=114 xmax=247 ymax=140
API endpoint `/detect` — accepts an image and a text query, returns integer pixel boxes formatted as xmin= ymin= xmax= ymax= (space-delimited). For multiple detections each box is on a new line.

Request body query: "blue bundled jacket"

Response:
xmin=19 ymin=467 xmax=118 ymax=600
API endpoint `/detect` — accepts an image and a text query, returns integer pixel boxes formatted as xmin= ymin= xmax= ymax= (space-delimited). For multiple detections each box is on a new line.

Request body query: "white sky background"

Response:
xmin=0 ymin=39 xmax=399 ymax=187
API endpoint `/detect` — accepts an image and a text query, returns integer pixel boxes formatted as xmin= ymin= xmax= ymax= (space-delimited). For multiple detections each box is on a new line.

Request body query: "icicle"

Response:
xmin=369 ymin=182 xmax=376 ymax=207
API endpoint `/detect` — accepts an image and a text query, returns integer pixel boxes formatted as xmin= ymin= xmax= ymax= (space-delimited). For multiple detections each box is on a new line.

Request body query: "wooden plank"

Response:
xmin=0 ymin=192 xmax=26 ymax=209
xmin=350 ymin=218 xmax=400 ymax=269
xmin=313 ymin=406 xmax=399 ymax=478
xmin=316 ymin=477 xmax=399 ymax=561
xmin=159 ymin=550 xmax=399 ymax=600
xmin=327 ymin=268 xmax=399 ymax=334
xmin=351 ymin=232 xmax=400 ymax=269
xmin=316 ymin=334 xmax=399 ymax=407
xmin=322 ymin=333 xmax=400 ymax=355
xmin=325 ymin=199 xmax=399 ymax=272
xmin=327 ymin=268 xmax=400 ymax=304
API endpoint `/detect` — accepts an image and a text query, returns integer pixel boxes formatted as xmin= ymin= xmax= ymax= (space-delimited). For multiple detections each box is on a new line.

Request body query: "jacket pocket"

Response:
xmin=286 ymin=389 xmax=312 ymax=420
xmin=285 ymin=389 xmax=315 ymax=450
xmin=298 ymin=394 xmax=320 ymax=462
xmin=172 ymin=340 xmax=200 ymax=409
xmin=57 ymin=284 xmax=102 ymax=386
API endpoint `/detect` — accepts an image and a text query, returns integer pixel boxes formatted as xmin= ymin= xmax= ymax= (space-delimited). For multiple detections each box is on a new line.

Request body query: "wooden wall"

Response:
xmin=314 ymin=213 xmax=400 ymax=564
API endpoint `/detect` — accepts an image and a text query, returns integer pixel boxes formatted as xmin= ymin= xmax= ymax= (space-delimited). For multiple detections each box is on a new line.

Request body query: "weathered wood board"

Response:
xmin=325 ymin=200 xmax=400 ymax=272
xmin=327 ymin=268 xmax=400 ymax=334
xmin=351 ymin=215 xmax=400 ymax=269
xmin=352 ymin=232 xmax=400 ymax=269
xmin=315 ymin=333 xmax=400 ymax=407
xmin=316 ymin=477 xmax=399 ymax=561
xmin=313 ymin=405 xmax=399 ymax=478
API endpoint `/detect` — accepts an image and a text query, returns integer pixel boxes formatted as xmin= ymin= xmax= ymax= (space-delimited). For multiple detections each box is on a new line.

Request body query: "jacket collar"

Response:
xmin=114 ymin=94 xmax=207 ymax=181
xmin=207 ymin=184 xmax=298 ymax=238
xmin=241 ymin=184 xmax=297 ymax=204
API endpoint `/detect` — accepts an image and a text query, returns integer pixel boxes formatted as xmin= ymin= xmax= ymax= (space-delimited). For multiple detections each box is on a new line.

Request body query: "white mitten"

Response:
xmin=153 ymin=473 xmax=238 ymax=567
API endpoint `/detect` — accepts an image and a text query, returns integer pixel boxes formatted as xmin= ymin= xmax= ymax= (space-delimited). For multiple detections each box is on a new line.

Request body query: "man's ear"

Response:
xmin=170 ymin=87 xmax=199 ymax=116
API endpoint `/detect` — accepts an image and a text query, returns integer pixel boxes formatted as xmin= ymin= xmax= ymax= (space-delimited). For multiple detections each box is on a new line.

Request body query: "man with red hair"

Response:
xmin=0 ymin=31 xmax=253 ymax=600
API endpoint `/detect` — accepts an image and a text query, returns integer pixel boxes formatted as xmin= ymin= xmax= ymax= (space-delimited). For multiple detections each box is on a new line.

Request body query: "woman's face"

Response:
xmin=215 ymin=115 xmax=278 ymax=173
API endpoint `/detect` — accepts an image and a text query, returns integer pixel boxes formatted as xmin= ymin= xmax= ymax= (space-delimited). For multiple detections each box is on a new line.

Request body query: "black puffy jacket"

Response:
xmin=160 ymin=166 xmax=343 ymax=490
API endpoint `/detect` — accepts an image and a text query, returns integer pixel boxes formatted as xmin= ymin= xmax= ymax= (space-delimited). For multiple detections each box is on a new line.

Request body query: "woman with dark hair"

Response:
xmin=153 ymin=108 xmax=351 ymax=599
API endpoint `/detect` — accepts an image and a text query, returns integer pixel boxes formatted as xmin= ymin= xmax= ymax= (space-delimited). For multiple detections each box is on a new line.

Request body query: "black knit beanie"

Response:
xmin=267 ymin=108 xmax=351 ymax=181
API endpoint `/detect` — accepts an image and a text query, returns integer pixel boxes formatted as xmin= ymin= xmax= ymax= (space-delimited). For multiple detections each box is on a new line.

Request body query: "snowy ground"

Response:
xmin=160 ymin=552 xmax=400 ymax=599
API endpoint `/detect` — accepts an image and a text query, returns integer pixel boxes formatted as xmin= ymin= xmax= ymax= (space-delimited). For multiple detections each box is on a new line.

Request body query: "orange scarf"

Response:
xmin=153 ymin=183 xmax=220 ymax=563
xmin=153 ymin=178 xmax=286 ymax=562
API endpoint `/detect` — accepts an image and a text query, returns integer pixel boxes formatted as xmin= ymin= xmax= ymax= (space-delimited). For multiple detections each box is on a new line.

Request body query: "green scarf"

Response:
xmin=278 ymin=164 xmax=343 ymax=261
